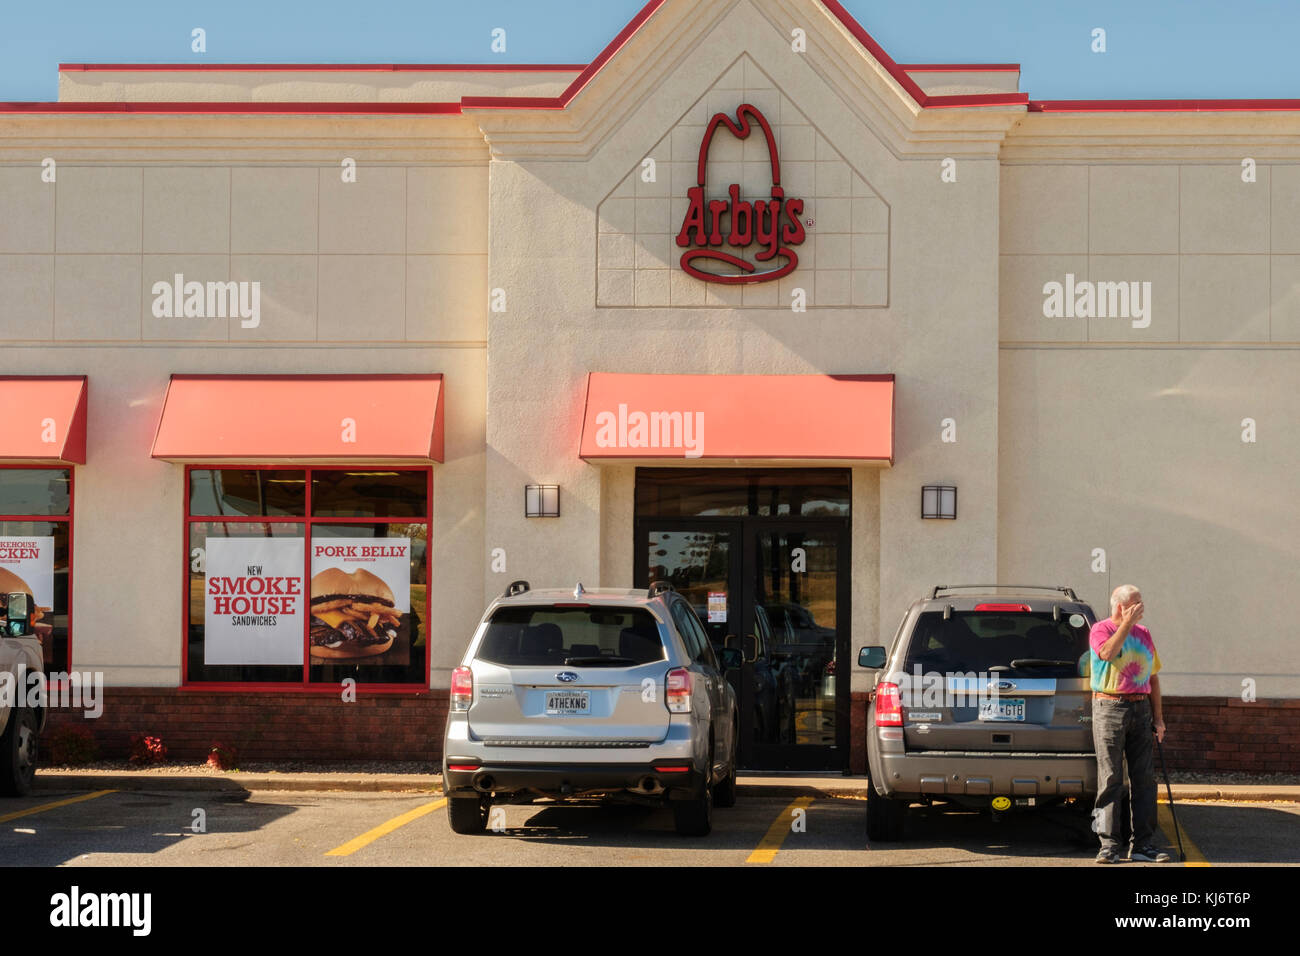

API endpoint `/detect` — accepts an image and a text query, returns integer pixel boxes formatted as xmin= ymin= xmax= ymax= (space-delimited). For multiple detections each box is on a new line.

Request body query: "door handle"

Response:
xmin=743 ymin=634 xmax=758 ymax=664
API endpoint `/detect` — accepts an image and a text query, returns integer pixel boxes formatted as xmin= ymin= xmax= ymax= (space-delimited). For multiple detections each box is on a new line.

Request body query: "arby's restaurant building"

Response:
xmin=3 ymin=0 xmax=1299 ymax=773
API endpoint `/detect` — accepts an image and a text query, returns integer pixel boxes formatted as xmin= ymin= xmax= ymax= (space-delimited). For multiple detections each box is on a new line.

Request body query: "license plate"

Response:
xmin=979 ymin=697 xmax=1026 ymax=721
xmin=545 ymin=691 xmax=590 ymax=715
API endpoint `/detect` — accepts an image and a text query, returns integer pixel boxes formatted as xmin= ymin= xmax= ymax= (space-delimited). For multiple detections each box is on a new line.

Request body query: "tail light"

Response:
xmin=666 ymin=668 xmax=691 ymax=713
xmin=451 ymin=666 xmax=473 ymax=712
xmin=974 ymin=603 xmax=1032 ymax=612
xmin=875 ymin=681 xmax=902 ymax=726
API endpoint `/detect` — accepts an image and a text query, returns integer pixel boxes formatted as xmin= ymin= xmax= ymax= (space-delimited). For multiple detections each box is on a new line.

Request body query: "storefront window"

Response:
xmin=184 ymin=467 xmax=431 ymax=688
xmin=0 ymin=468 xmax=72 ymax=671
xmin=635 ymin=468 xmax=851 ymax=518
xmin=189 ymin=469 xmax=306 ymax=517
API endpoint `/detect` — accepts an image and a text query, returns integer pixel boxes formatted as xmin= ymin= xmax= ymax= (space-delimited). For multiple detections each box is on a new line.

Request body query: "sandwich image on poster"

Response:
xmin=309 ymin=538 xmax=411 ymax=665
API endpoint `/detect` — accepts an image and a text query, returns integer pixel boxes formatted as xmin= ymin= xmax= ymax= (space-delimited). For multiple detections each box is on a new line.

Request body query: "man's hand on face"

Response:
xmin=1121 ymin=601 xmax=1144 ymax=626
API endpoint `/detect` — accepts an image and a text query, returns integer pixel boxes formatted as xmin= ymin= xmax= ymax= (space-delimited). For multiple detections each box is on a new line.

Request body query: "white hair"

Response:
xmin=1110 ymin=584 xmax=1141 ymax=617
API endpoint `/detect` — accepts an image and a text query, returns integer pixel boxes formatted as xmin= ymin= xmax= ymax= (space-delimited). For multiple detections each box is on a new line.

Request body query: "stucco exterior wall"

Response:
xmin=482 ymin=0 xmax=1002 ymax=677
xmin=0 ymin=116 xmax=490 ymax=687
xmin=3 ymin=0 xmax=1294 ymax=719
xmin=998 ymin=132 xmax=1300 ymax=697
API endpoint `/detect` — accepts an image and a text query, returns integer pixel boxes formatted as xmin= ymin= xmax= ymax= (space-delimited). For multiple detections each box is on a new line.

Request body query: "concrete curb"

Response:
xmin=31 ymin=772 xmax=1300 ymax=802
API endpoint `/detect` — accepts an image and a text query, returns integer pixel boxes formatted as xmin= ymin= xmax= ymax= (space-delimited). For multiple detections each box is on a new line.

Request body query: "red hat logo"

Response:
xmin=675 ymin=104 xmax=806 ymax=284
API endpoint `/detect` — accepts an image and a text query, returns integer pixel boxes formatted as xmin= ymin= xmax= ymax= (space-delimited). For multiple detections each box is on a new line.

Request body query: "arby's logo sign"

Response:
xmin=675 ymin=104 xmax=806 ymax=284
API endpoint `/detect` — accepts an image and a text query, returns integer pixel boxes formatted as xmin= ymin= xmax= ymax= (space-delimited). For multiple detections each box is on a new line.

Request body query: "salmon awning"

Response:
xmin=0 ymin=376 xmax=88 ymax=465
xmin=579 ymin=373 xmax=893 ymax=464
xmin=151 ymin=374 xmax=444 ymax=463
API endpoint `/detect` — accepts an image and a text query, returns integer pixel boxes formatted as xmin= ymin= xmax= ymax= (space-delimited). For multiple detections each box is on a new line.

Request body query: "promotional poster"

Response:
xmin=0 ymin=535 xmax=54 ymax=626
xmin=309 ymin=538 xmax=412 ymax=665
xmin=203 ymin=537 xmax=306 ymax=665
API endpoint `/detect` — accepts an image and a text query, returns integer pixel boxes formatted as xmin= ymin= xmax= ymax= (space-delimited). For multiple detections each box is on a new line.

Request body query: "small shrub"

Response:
xmin=207 ymin=742 xmax=238 ymax=771
xmin=128 ymin=733 xmax=167 ymax=766
xmin=47 ymin=725 xmax=99 ymax=766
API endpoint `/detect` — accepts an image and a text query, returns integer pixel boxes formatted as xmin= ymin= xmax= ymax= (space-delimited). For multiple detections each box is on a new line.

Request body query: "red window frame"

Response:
xmin=181 ymin=464 xmax=432 ymax=694
xmin=0 ymin=464 xmax=74 ymax=672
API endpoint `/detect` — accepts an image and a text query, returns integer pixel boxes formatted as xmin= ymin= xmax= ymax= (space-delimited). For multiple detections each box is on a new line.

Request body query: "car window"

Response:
xmin=904 ymin=611 xmax=1090 ymax=678
xmin=683 ymin=604 xmax=717 ymax=669
xmin=669 ymin=600 xmax=704 ymax=661
xmin=478 ymin=605 xmax=666 ymax=666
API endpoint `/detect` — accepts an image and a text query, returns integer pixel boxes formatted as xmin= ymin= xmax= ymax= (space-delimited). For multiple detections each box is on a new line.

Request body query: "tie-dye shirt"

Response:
xmin=1089 ymin=620 xmax=1161 ymax=694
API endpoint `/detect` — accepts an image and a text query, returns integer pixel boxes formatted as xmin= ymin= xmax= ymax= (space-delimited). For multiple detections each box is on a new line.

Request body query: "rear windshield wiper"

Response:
xmin=1008 ymin=659 xmax=1075 ymax=668
xmin=563 ymin=656 xmax=638 ymax=667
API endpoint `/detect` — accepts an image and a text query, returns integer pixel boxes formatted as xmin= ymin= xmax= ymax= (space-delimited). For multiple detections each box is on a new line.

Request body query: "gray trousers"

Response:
xmin=1091 ymin=695 xmax=1158 ymax=850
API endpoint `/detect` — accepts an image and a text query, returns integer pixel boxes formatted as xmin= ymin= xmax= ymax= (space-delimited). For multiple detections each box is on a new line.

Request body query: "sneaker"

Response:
xmin=1129 ymin=846 xmax=1172 ymax=863
xmin=1095 ymin=847 xmax=1120 ymax=864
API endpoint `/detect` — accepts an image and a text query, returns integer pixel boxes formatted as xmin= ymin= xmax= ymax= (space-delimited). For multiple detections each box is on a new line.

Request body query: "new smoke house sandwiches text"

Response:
xmin=207 ymin=573 xmax=302 ymax=618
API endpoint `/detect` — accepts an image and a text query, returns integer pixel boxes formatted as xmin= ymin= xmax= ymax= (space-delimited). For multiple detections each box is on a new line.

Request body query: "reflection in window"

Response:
xmin=189 ymin=469 xmax=306 ymax=517
xmin=635 ymin=469 xmax=850 ymax=518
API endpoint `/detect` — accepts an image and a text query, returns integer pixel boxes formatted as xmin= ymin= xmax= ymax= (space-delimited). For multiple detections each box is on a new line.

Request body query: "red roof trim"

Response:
xmin=818 ymin=0 xmax=930 ymax=104
xmin=59 ymin=62 xmax=584 ymax=73
xmin=1029 ymin=98 xmax=1300 ymax=113
xmin=464 ymin=0 xmax=666 ymax=110
xmin=900 ymin=63 xmax=1020 ymax=72
xmin=925 ymin=92 xmax=1030 ymax=108
xmin=461 ymin=95 xmax=565 ymax=110
xmin=556 ymin=0 xmax=665 ymax=105
xmin=17 ymin=2 xmax=1297 ymax=117
xmin=818 ymin=2 xmax=1029 ymax=110
xmin=0 ymin=101 xmax=462 ymax=114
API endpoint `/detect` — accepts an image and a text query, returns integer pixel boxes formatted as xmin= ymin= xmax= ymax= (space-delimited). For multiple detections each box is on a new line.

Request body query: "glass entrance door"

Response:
xmin=637 ymin=516 xmax=848 ymax=770
xmin=746 ymin=525 xmax=846 ymax=769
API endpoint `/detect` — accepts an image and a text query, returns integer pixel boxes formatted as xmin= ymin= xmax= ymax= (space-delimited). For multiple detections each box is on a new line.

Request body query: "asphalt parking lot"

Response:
xmin=3 ymin=789 xmax=1297 ymax=867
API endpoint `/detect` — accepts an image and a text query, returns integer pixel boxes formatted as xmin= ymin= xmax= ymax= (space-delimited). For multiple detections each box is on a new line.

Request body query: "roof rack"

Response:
xmin=930 ymin=584 xmax=1079 ymax=601
xmin=504 ymin=580 xmax=530 ymax=598
xmin=647 ymin=580 xmax=674 ymax=599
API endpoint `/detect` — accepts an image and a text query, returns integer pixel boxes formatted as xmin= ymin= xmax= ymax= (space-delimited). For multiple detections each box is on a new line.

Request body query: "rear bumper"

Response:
xmin=442 ymin=761 xmax=706 ymax=800
xmin=876 ymin=751 xmax=1097 ymax=800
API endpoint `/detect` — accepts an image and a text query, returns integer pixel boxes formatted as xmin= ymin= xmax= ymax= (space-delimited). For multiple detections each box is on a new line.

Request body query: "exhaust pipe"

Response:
xmin=474 ymin=774 xmax=495 ymax=792
xmin=632 ymin=776 xmax=664 ymax=795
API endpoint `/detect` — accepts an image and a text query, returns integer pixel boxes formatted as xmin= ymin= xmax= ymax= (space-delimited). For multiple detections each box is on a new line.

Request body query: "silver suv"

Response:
xmin=858 ymin=585 xmax=1099 ymax=841
xmin=442 ymin=581 xmax=740 ymax=836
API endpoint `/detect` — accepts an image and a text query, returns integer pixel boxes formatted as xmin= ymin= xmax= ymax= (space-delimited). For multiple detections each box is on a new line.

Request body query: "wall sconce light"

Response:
xmin=525 ymin=484 xmax=560 ymax=518
xmin=921 ymin=485 xmax=957 ymax=519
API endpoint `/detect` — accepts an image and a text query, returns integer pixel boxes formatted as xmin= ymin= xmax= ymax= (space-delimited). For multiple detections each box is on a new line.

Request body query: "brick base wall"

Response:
xmin=42 ymin=688 xmax=449 ymax=764
xmin=1161 ymin=696 xmax=1300 ymax=773
xmin=40 ymin=689 xmax=1300 ymax=772
xmin=850 ymin=691 xmax=868 ymax=774
xmin=847 ymin=693 xmax=1300 ymax=775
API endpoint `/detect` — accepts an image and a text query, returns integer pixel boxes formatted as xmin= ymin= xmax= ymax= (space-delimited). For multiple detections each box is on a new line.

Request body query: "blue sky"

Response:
xmin=2 ymin=0 xmax=1298 ymax=101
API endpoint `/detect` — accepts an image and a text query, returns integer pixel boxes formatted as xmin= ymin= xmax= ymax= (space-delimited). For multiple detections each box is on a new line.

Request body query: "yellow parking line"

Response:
xmin=325 ymin=798 xmax=447 ymax=857
xmin=746 ymin=796 xmax=814 ymax=864
xmin=1157 ymin=801 xmax=1210 ymax=867
xmin=0 ymin=789 xmax=115 ymax=824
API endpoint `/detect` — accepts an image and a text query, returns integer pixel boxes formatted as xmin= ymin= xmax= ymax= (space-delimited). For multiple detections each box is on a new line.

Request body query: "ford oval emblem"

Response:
xmin=556 ymin=672 xmax=580 ymax=683
xmin=995 ymin=680 xmax=1016 ymax=692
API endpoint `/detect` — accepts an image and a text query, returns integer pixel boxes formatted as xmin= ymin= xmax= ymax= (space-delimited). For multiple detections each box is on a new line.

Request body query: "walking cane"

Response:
xmin=1153 ymin=723 xmax=1186 ymax=863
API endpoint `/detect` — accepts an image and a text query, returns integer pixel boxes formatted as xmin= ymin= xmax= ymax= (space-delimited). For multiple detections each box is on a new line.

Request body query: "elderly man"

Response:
xmin=1090 ymin=585 xmax=1170 ymax=863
